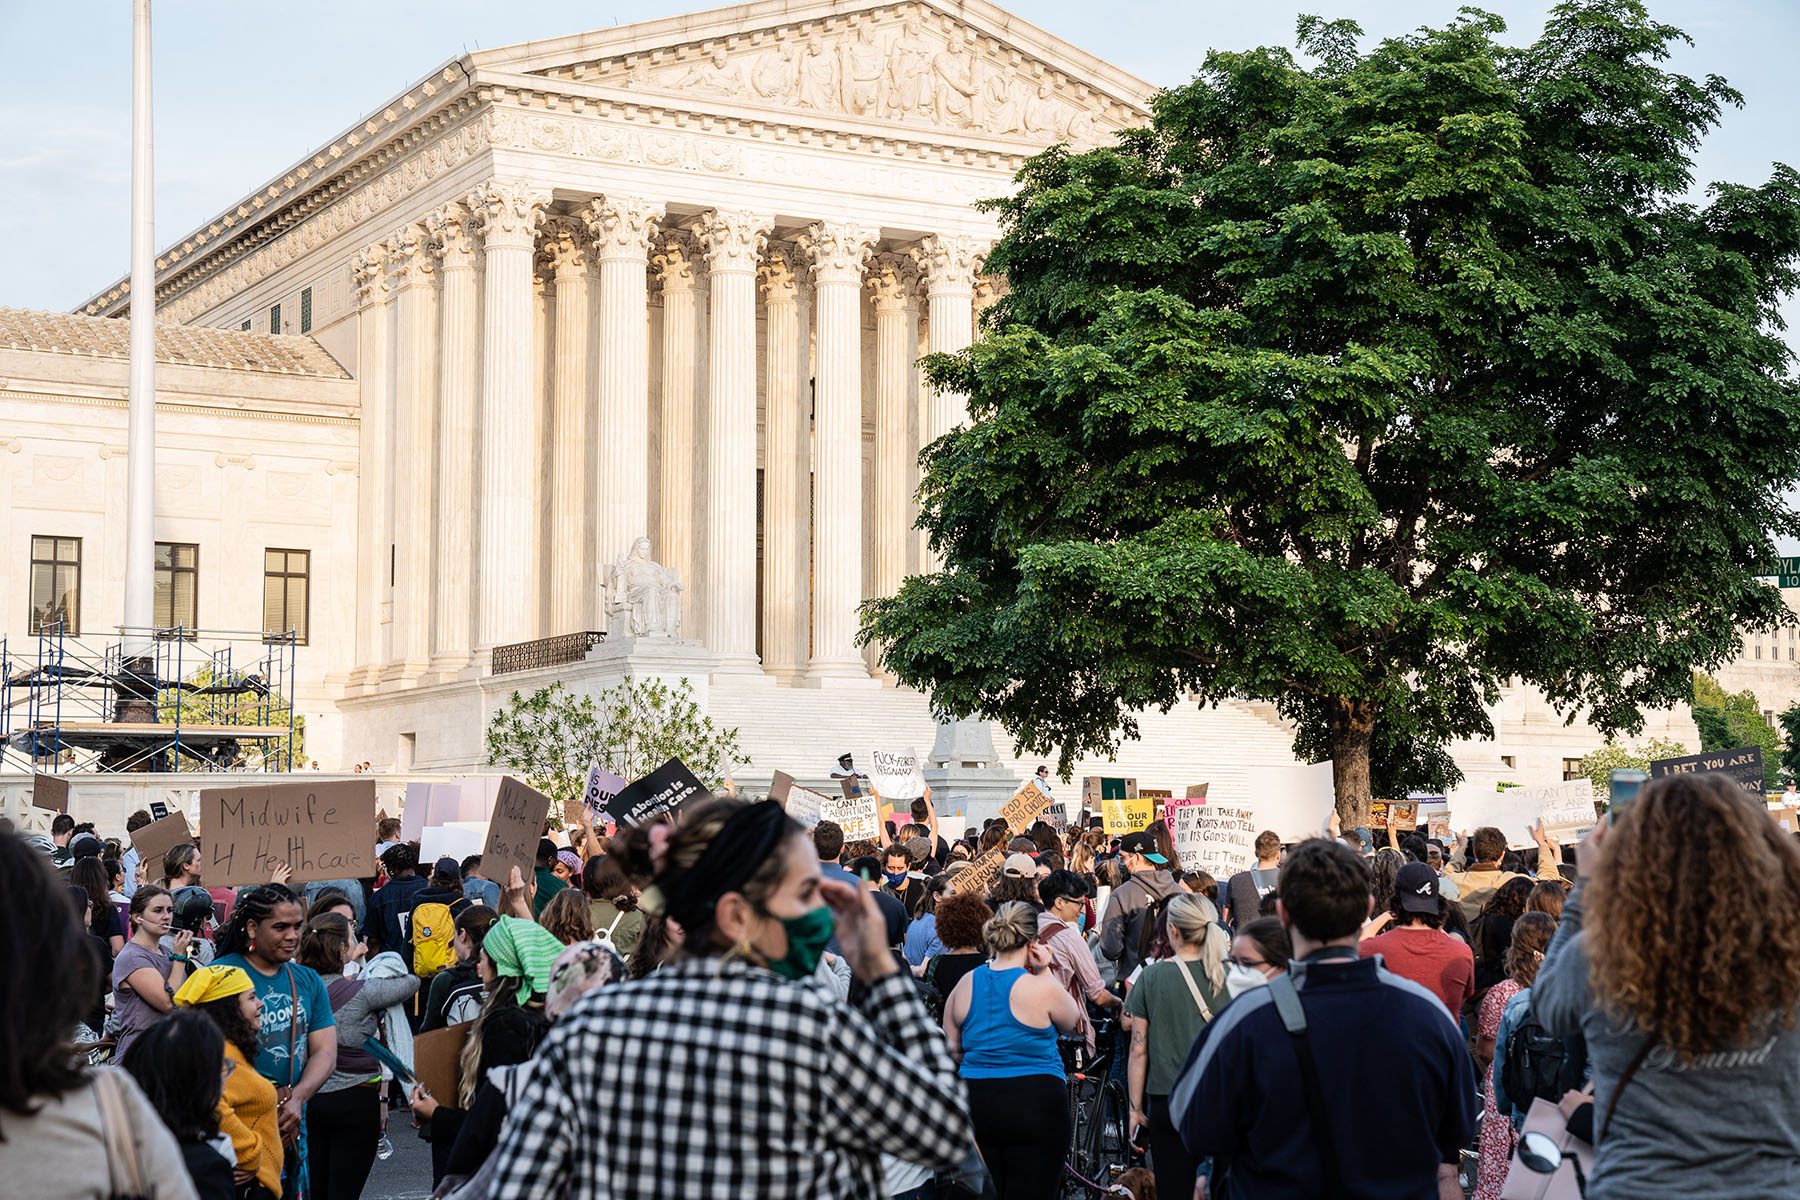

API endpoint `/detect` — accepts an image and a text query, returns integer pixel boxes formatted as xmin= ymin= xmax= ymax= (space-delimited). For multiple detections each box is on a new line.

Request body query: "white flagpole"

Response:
xmin=122 ymin=0 xmax=157 ymax=650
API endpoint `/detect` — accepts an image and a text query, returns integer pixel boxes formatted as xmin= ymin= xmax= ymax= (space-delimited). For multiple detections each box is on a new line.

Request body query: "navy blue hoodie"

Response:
xmin=1171 ymin=954 xmax=1478 ymax=1199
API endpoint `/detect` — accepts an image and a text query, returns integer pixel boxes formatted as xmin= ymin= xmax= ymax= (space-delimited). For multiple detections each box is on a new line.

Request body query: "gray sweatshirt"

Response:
xmin=1098 ymin=869 xmax=1180 ymax=976
xmin=321 ymin=971 xmax=420 ymax=1094
xmin=1533 ymin=885 xmax=1800 ymax=1198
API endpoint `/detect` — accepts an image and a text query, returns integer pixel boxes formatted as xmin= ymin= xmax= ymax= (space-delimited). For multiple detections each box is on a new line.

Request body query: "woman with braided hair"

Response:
xmin=213 ymin=883 xmax=337 ymax=1199
xmin=486 ymin=797 xmax=972 ymax=1199
xmin=1535 ymin=772 xmax=1800 ymax=1198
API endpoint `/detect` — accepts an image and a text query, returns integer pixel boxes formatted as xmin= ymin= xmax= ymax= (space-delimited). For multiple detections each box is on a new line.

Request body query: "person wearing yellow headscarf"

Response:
xmin=176 ymin=965 xmax=284 ymax=1198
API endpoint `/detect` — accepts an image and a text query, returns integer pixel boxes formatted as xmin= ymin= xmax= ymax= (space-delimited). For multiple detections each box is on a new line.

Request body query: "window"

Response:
xmin=300 ymin=287 xmax=313 ymax=334
xmin=153 ymin=542 xmax=199 ymax=633
xmin=269 ymin=303 xmax=282 ymax=334
xmin=1501 ymin=755 xmax=1516 ymax=769
xmin=29 ymin=536 xmax=81 ymax=634
xmin=1561 ymin=757 xmax=1585 ymax=781
xmin=262 ymin=548 xmax=310 ymax=644
xmin=240 ymin=319 xmax=251 ymax=331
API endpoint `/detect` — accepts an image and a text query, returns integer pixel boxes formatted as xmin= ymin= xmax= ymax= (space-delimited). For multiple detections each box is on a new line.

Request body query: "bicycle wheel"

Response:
xmin=1097 ymin=1080 xmax=1131 ymax=1171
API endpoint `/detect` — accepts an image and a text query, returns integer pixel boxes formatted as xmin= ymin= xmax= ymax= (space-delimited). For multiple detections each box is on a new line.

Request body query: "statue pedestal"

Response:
xmin=584 ymin=635 xmax=720 ymax=690
xmin=923 ymin=718 xmax=1020 ymax=831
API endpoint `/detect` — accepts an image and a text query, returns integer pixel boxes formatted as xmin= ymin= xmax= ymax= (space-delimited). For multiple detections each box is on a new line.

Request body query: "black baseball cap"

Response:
xmin=1118 ymin=830 xmax=1168 ymax=864
xmin=1395 ymin=862 xmax=1440 ymax=914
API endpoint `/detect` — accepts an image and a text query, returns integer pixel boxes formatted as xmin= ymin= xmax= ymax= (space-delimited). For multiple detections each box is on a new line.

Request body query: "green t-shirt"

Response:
xmin=533 ymin=867 xmax=569 ymax=916
xmin=1124 ymin=958 xmax=1228 ymax=1097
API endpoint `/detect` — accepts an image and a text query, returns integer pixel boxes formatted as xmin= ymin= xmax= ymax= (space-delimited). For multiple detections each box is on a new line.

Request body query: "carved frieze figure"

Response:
xmin=666 ymin=47 xmax=748 ymax=96
xmin=606 ymin=537 xmax=684 ymax=638
xmin=886 ymin=18 xmax=936 ymax=119
xmin=797 ymin=37 xmax=841 ymax=110
xmin=841 ymin=24 xmax=884 ymax=116
xmin=931 ymin=32 xmax=980 ymax=127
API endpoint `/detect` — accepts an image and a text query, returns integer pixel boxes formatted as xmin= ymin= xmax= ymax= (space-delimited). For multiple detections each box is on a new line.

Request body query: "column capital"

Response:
xmin=583 ymin=195 xmax=667 ymax=263
xmin=868 ymin=251 xmax=920 ymax=312
xmin=387 ymin=222 xmax=438 ymax=290
xmin=653 ymin=229 xmax=705 ymax=293
xmin=916 ymin=233 xmax=990 ymax=297
xmin=758 ymin=242 xmax=808 ymax=304
xmin=696 ymin=208 xmax=773 ymax=274
xmin=801 ymin=221 xmax=880 ymax=286
xmin=541 ymin=215 xmax=592 ymax=278
xmin=352 ymin=242 xmax=392 ymax=308
xmin=467 ymin=179 xmax=549 ymax=250
xmin=425 ymin=201 xmax=478 ymax=270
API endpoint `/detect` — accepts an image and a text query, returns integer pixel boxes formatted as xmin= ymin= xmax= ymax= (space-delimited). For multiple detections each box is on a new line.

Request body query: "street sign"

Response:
xmin=1771 ymin=557 xmax=1800 ymax=589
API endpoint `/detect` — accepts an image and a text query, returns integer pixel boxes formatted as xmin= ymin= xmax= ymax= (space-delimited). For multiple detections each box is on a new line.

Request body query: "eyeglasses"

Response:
xmin=1229 ymin=956 xmax=1269 ymax=970
xmin=220 ymin=1060 xmax=237 ymax=1082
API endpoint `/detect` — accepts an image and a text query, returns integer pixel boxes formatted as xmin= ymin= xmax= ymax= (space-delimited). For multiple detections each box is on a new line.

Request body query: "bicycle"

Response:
xmin=1063 ymin=1013 xmax=1135 ymax=1196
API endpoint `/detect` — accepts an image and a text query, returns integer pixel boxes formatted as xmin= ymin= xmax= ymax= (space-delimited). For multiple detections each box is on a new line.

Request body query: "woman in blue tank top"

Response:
xmin=943 ymin=900 xmax=1080 ymax=1198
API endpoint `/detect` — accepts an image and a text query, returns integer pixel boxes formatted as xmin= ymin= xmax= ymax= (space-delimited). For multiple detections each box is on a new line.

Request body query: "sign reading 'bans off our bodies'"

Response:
xmin=200 ymin=780 xmax=376 ymax=887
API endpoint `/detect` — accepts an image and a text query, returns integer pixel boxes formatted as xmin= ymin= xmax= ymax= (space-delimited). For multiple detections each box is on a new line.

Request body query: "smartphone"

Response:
xmin=1608 ymin=769 xmax=1648 ymax=822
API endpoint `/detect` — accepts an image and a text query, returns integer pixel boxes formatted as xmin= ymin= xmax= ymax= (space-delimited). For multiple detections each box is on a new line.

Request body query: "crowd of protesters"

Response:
xmin=2 ymin=767 xmax=1798 ymax=1199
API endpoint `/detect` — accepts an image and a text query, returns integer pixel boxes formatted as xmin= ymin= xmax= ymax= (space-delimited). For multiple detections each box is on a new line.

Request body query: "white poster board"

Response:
xmin=820 ymin=787 xmax=880 ymax=842
xmin=1170 ymin=802 xmax=1259 ymax=879
xmin=1234 ymin=761 xmax=1336 ymax=842
xmin=866 ymin=748 xmax=926 ymax=800
xmin=1446 ymin=783 xmax=1545 ymax=849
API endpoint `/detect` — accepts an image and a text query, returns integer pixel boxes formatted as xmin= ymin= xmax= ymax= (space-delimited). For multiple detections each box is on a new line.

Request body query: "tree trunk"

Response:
xmin=1328 ymin=697 xmax=1375 ymax=830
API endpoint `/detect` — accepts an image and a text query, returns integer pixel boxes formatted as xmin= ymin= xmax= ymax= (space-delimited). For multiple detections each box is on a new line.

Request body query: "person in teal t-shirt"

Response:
xmin=214 ymin=883 xmax=338 ymax=1199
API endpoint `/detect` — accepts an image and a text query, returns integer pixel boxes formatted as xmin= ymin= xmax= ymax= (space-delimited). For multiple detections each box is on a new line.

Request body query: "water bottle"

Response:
xmin=376 ymin=1134 xmax=394 ymax=1161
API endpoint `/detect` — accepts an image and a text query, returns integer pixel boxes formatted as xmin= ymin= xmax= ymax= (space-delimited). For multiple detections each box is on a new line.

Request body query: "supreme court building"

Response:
xmin=1 ymin=0 xmax=1711 ymax=818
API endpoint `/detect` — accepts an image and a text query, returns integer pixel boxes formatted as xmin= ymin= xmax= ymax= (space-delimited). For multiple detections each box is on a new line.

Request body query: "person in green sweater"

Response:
xmin=532 ymin=839 xmax=569 ymax=917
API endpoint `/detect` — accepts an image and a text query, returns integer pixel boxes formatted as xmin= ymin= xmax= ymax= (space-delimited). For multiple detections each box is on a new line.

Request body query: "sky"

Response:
xmin=1 ymin=0 xmax=1794 ymax=314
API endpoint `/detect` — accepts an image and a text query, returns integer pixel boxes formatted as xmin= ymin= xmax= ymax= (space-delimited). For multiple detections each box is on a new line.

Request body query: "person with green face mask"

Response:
xmin=484 ymin=797 xmax=974 ymax=1200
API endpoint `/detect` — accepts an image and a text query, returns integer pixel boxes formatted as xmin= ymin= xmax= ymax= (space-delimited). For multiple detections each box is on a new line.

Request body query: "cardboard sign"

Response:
xmin=1170 ymin=802 xmax=1258 ymax=879
xmin=131 ymin=810 xmax=195 ymax=870
xmin=1650 ymin=745 xmax=1765 ymax=795
xmin=1185 ymin=783 xmax=1210 ymax=801
xmin=866 ymin=748 xmax=926 ymax=800
xmin=1100 ymin=795 xmax=1156 ymax=837
xmin=583 ymin=763 xmax=627 ymax=817
xmin=1427 ymin=811 xmax=1452 ymax=842
xmin=820 ymin=783 xmax=880 ymax=843
xmin=999 ymin=782 xmax=1052 ymax=832
xmin=31 ymin=773 xmax=69 ymax=813
xmin=955 ymin=847 xmax=1006 ymax=896
xmin=413 ymin=1021 xmax=470 ymax=1106
xmin=1511 ymin=781 xmax=1600 ymax=835
xmin=481 ymin=777 xmax=552 ymax=884
xmin=608 ymin=758 xmax=705 ymax=829
xmin=199 ymin=780 xmax=377 ymax=887
xmin=1044 ymin=802 xmax=1069 ymax=830
xmin=1371 ymin=800 xmax=1419 ymax=829
xmin=770 ymin=771 xmax=827 ymax=829
xmin=1083 ymin=777 xmax=1138 ymax=805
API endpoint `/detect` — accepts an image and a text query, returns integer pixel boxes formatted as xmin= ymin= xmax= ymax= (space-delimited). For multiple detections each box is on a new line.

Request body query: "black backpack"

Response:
xmin=1134 ymin=887 xmax=1176 ymax=966
xmin=1500 ymin=996 xmax=1585 ymax=1106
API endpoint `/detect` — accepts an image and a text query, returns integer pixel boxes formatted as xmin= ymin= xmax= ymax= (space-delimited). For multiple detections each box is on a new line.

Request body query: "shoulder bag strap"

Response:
xmin=1600 ymin=1040 xmax=1653 ymax=1142
xmin=1267 ymin=973 xmax=1344 ymax=1199
xmin=1174 ymin=958 xmax=1213 ymax=1021
xmin=93 ymin=1070 xmax=151 ymax=1200
xmin=603 ymin=910 xmax=625 ymax=939
xmin=284 ymin=964 xmax=300 ymax=1087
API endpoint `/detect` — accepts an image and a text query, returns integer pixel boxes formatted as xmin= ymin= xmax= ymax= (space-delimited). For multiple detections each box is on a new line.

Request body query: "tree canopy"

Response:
xmin=1690 ymin=671 xmax=1781 ymax=788
xmin=861 ymin=1 xmax=1800 ymax=823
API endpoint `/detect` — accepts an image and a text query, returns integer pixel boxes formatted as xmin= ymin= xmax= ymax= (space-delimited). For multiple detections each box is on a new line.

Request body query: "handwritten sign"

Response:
xmin=1044 ymin=802 xmax=1069 ymax=830
xmin=1512 ymin=781 xmax=1599 ymax=833
xmin=131 ymin=810 xmax=194 ymax=870
xmin=1427 ymin=811 xmax=1451 ymax=842
xmin=1185 ymin=783 xmax=1210 ymax=801
xmin=999 ymin=782 xmax=1052 ymax=832
xmin=608 ymin=758 xmax=705 ymax=829
xmin=955 ymin=847 xmax=1007 ymax=896
xmin=770 ymin=771 xmax=827 ymax=829
xmin=31 ymin=773 xmax=69 ymax=814
xmin=1170 ymin=803 xmax=1258 ymax=879
xmin=149 ymin=800 xmax=170 ymax=821
xmin=1100 ymin=795 xmax=1156 ymax=837
xmin=820 ymin=784 xmax=880 ymax=843
xmin=199 ymin=780 xmax=376 ymax=887
xmin=482 ymin=777 xmax=552 ymax=884
xmin=1650 ymin=745 xmax=1764 ymax=796
xmin=866 ymin=748 xmax=926 ymax=800
xmin=583 ymin=763 xmax=627 ymax=818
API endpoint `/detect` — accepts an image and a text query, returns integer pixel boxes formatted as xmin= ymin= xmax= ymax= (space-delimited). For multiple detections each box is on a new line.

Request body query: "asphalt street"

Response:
xmin=360 ymin=1114 xmax=435 ymax=1200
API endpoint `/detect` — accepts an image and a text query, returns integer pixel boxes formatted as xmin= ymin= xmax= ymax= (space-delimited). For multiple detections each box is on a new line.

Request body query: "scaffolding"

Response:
xmin=2 ymin=623 xmax=298 ymax=774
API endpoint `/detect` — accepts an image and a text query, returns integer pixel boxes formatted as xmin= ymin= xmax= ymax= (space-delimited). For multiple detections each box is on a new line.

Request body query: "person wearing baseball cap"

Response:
xmin=1098 ymin=828 xmax=1180 ymax=978
xmin=1359 ymin=860 xmax=1474 ymax=1015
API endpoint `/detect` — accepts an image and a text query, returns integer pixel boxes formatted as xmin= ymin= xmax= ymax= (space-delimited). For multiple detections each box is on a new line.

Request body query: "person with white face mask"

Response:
xmin=1226 ymin=916 xmax=1292 ymax=998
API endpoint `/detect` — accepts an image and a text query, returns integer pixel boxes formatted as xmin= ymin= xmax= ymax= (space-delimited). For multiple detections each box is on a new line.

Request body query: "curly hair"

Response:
xmin=934 ymin=892 xmax=993 ymax=950
xmin=538 ymin=887 xmax=594 ymax=945
xmin=1504 ymin=911 xmax=1556 ymax=988
xmin=1587 ymin=773 xmax=1800 ymax=1062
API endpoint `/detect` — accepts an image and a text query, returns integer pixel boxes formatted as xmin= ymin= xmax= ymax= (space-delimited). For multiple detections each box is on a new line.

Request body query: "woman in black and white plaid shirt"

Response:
xmin=486 ymin=797 xmax=973 ymax=1199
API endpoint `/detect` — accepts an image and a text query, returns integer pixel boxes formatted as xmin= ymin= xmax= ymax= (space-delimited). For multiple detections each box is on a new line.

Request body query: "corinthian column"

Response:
xmin=386 ymin=223 xmax=439 ymax=679
xmin=350 ymin=242 xmax=394 ymax=687
xmin=654 ymin=230 xmax=705 ymax=633
xmin=696 ymin=208 xmax=773 ymax=669
xmin=801 ymin=221 xmax=880 ymax=683
xmin=759 ymin=244 xmax=810 ymax=680
xmin=584 ymin=195 xmax=665 ymax=627
xmin=425 ymin=202 xmax=478 ymax=674
xmin=469 ymin=180 xmax=548 ymax=654
xmin=869 ymin=253 xmax=920 ymax=609
xmin=543 ymin=216 xmax=593 ymax=635
xmin=918 ymin=234 xmax=985 ymax=570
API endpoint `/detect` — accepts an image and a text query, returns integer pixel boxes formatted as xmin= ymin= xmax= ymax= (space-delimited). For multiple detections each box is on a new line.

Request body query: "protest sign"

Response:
xmin=583 ymin=763 xmax=627 ymax=818
xmin=148 ymin=799 xmax=170 ymax=821
xmin=1185 ymin=783 xmax=1210 ymax=801
xmin=1511 ymin=781 xmax=1600 ymax=836
xmin=481 ymin=777 xmax=552 ymax=883
xmin=1163 ymin=793 xmax=1202 ymax=837
xmin=866 ymin=748 xmax=926 ymax=800
xmin=1100 ymin=795 xmax=1156 ymax=836
xmin=770 ymin=771 xmax=826 ymax=829
xmin=999 ymin=781 xmax=1052 ymax=832
xmin=413 ymin=1021 xmax=470 ymax=1106
xmin=1427 ymin=810 xmax=1452 ymax=842
xmin=403 ymin=782 xmax=433 ymax=843
xmin=820 ymin=783 xmax=880 ymax=842
xmin=1237 ymin=761 xmax=1336 ymax=842
xmin=1650 ymin=745 xmax=1765 ymax=796
xmin=131 ymin=810 xmax=194 ymax=867
xmin=1044 ymin=802 xmax=1068 ymax=830
xmin=199 ymin=780 xmax=376 ymax=887
xmin=1170 ymin=803 xmax=1258 ymax=879
xmin=1370 ymin=800 xmax=1419 ymax=829
xmin=1445 ymin=783 xmax=1545 ymax=849
xmin=1083 ymin=777 xmax=1138 ymax=805
xmin=608 ymin=758 xmax=705 ymax=829
xmin=957 ymin=847 xmax=1006 ymax=895
xmin=30 ymin=773 xmax=69 ymax=814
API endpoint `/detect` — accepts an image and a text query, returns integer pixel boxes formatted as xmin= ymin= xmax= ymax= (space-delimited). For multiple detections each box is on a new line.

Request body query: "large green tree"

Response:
xmin=862 ymin=2 xmax=1800 ymax=824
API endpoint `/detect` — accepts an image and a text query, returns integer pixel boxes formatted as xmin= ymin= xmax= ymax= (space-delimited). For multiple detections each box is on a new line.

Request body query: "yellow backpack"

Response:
xmin=410 ymin=901 xmax=455 ymax=978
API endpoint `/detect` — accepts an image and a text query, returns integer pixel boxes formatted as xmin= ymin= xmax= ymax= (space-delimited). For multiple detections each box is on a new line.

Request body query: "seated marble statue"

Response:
xmin=606 ymin=536 xmax=683 ymax=638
